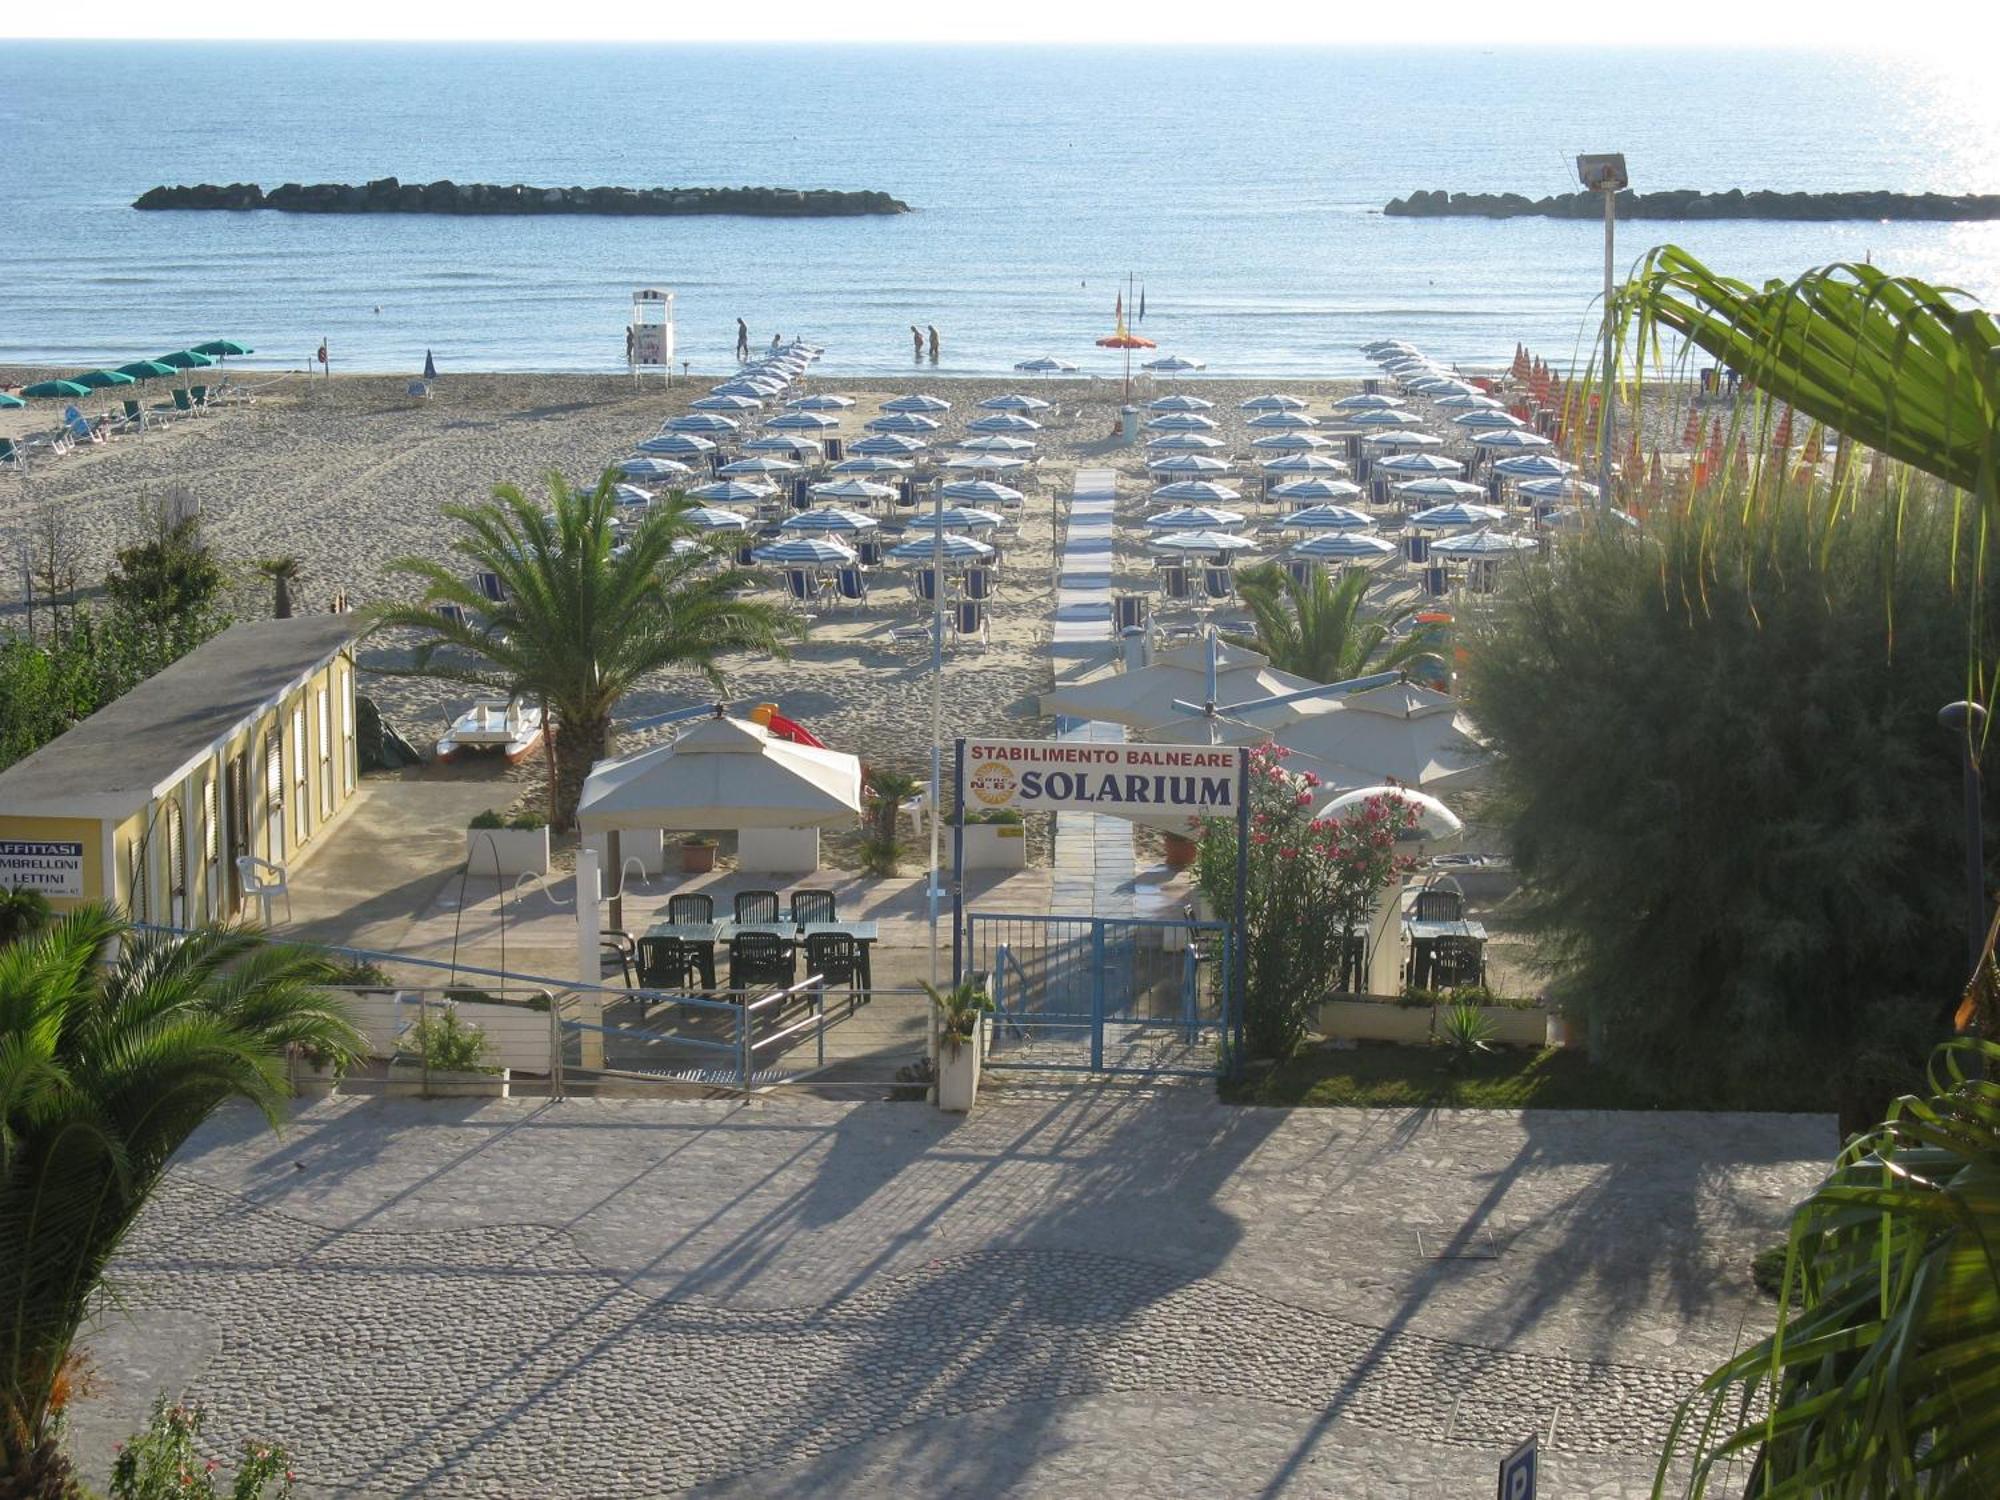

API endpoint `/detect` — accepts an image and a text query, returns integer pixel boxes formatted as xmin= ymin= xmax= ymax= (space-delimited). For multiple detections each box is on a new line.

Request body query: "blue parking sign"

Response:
xmin=1498 ymin=1435 xmax=1537 ymax=1500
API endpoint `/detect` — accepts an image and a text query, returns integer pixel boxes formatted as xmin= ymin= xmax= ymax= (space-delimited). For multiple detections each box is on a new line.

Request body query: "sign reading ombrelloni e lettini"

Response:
xmin=0 ymin=840 xmax=84 ymax=897
xmin=962 ymin=740 xmax=1242 ymax=817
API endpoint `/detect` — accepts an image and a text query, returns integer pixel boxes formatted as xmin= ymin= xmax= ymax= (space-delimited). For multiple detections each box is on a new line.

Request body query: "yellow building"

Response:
xmin=0 ymin=616 xmax=361 ymax=924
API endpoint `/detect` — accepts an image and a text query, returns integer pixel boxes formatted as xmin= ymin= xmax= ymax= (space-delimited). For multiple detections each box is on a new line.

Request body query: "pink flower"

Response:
xmin=1294 ymin=791 xmax=1313 ymax=806
xmin=1250 ymin=832 xmax=1269 ymax=845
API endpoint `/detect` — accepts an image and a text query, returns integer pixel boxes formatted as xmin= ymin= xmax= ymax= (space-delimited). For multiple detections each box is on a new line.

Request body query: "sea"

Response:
xmin=3 ymin=43 xmax=1997 ymax=379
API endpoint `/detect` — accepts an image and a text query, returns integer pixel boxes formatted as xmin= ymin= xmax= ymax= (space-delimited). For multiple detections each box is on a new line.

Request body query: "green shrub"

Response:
xmin=1438 ymin=1000 xmax=1496 ymax=1060
xmin=110 ymin=1394 xmax=294 ymax=1500
xmin=330 ymin=958 xmax=392 ymax=989
xmin=407 ymin=1007 xmax=495 ymax=1073
xmin=0 ymin=885 xmax=53 ymax=949
xmin=506 ymin=810 xmax=547 ymax=830
xmin=858 ymin=834 xmax=899 ymax=877
xmin=467 ymin=809 xmax=506 ymax=830
xmin=952 ymin=806 xmax=1023 ymax=826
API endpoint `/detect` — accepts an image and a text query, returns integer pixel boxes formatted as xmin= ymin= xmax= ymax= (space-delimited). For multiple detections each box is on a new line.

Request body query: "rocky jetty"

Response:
xmin=1382 ymin=188 xmax=2000 ymax=222
xmin=133 ymin=178 xmax=911 ymax=217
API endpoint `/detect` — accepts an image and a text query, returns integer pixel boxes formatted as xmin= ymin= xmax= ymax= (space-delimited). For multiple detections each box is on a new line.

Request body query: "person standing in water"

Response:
xmin=910 ymin=325 xmax=924 ymax=361
xmin=736 ymin=318 xmax=749 ymax=361
xmin=927 ymin=325 xmax=940 ymax=364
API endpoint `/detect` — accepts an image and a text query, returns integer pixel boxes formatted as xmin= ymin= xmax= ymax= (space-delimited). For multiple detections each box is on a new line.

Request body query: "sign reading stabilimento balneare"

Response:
xmin=962 ymin=740 xmax=1243 ymax=817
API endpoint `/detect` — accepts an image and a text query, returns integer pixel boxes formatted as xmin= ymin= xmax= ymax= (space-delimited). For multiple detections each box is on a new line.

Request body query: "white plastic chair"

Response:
xmin=236 ymin=855 xmax=292 ymax=925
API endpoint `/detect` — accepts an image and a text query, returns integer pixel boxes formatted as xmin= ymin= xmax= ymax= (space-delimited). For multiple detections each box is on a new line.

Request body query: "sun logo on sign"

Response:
xmin=967 ymin=760 xmax=1018 ymax=808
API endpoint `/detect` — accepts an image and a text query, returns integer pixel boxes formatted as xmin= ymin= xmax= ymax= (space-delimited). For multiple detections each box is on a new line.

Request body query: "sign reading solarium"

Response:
xmin=962 ymin=739 xmax=1243 ymax=817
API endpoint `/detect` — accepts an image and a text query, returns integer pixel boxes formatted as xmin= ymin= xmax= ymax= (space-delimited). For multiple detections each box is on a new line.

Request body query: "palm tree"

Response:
xmin=0 ymin=888 xmax=49 ymax=949
xmin=366 ymin=472 xmax=800 ymax=830
xmin=0 ymin=909 xmax=363 ymax=1497
xmin=1657 ymin=1037 xmax=2000 ymax=1498
xmin=254 ymin=556 xmax=303 ymax=619
xmin=1225 ymin=563 xmax=1437 ymax=684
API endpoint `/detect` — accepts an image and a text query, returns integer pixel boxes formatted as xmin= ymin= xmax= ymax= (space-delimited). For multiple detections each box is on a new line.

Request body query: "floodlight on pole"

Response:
xmin=1577 ymin=153 xmax=1628 ymax=507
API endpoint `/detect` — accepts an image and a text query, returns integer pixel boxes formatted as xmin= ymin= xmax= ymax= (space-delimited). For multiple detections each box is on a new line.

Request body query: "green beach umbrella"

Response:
xmin=117 ymin=360 xmax=177 ymax=381
xmin=72 ymin=369 xmax=136 ymax=389
xmin=0 ymin=393 xmax=25 ymax=409
xmin=192 ymin=340 xmax=253 ymax=357
xmin=23 ymin=380 xmax=90 ymax=399
xmin=155 ymin=350 xmax=216 ymax=370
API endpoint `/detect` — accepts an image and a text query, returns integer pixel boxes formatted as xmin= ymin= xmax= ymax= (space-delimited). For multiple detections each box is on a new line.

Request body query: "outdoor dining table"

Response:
xmin=641 ymin=919 xmax=879 ymax=990
xmin=1401 ymin=916 xmax=1489 ymax=989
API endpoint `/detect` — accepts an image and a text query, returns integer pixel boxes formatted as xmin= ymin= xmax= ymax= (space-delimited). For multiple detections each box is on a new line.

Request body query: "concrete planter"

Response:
xmin=958 ymin=821 xmax=1027 ymax=870
xmin=1314 ymin=996 xmax=1549 ymax=1047
xmin=589 ymin=827 xmax=665 ymax=876
xmin=290 ymin=1057 xmax=340 ymax=1098
xmin=386 ymin=1063 xmax=511 ymax=1099
xmin=936 ymin=1023 xmax=983 ymax=1113
xmin=465 ymin=826 xmax=550 ymax=878
xmin=1483 ymin=1006 xmax=1550 ymax=1047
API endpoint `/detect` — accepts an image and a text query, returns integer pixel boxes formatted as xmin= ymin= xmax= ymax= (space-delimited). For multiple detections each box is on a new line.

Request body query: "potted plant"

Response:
xmin=681 ymin=835 xmax=718 ymax=874
xmin=465 ymin=808 xmax=550 ymax=877
xmin=953 ymin=806 xmax=1027 ymax=871
xmin=1161 ymin=828 xmax=1199 ymax=871
xmin=388 ymin=1005 xmax=509 ymax=1099
xmin=927 ymin=977 xmax=993 ymax=1113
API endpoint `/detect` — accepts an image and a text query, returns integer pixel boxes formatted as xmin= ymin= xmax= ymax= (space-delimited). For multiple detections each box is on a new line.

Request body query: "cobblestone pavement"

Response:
xmin=74 ymin=1085 xmax=1833 ymax=1497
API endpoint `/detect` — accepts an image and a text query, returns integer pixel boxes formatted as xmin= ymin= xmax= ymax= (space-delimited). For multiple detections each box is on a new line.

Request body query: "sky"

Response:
xmin=4 ymin=0 xmax=1997 ymax=47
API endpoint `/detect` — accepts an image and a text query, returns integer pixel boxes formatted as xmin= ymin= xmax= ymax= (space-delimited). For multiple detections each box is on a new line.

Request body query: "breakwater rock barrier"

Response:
xmin=133 ymin=179 xmax=911 ymax=217
xmin=1382 ymin=188 xmax=2000 ymax=221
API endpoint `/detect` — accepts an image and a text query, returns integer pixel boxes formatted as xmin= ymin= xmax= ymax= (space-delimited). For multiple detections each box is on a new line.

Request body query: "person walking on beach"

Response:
xmin=911 ymin=325 xmax=924 ymax=361
xmin=927 ymin=325 xmax=940 ymax=364
xmin=736 ymin=318 xmax=749 ymax=361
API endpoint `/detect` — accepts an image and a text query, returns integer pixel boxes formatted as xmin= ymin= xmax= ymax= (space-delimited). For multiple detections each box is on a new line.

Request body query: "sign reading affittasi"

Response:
xmin=962 ymin=739 xmax=1242 ymax=817
xmin=0 ymin=840 xmax=84 ymax=897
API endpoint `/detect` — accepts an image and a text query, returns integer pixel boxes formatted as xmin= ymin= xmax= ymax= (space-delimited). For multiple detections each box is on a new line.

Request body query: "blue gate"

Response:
xmin=964 ymin=912 xmax=1234 ymax=1076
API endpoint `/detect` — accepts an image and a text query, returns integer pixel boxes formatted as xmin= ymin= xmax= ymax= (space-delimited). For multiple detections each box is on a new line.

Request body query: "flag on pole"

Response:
xmin=1139 ymin=286 xmax=1147 ymax=321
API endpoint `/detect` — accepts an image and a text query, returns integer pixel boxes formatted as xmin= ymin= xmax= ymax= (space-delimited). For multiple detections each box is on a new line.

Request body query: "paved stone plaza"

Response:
xmin=74 ymin=1086 xmax=1832 ymax=1497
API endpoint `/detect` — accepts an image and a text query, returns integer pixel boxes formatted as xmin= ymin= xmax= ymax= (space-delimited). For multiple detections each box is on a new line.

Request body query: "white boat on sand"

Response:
xmin=436 ymin=698 xmax=545 ymax=764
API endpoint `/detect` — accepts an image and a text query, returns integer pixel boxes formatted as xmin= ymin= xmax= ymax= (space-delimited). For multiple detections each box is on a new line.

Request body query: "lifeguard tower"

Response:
xmin=628 ymin=288 xmax=675 ymax=384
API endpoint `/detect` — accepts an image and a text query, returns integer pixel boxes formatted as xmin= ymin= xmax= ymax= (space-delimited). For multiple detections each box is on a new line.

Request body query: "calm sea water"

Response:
xmin=3 ymin=43 xmax=1998 ymax=378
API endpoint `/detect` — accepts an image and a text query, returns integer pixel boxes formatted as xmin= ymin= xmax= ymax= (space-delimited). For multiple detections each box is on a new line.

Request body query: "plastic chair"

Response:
xmin=804 ymin=932 xmax=865 ymax=1007
xmin=235 ymin=855 xmax=291 ymax=925
xmin=667 ymin=893 xmax=714 ymax=924
xmin=1412 ymin=882 xmax=1464 ymax=921
xmin=636 ymin=936 xmax=702 ymax=991
xmin=790 ymin=889 xmax=837 ymax=924
xmin=728 ymin=930 xmax=795 ymax=992
xmin=734 ymin=889 xmax=782 ymax=924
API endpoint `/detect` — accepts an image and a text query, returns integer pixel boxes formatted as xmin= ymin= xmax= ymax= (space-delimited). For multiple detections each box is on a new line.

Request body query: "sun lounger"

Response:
xmin=61 ymin=407 xmax=105 ymax=447
xmin=911 ymin=568 xmax=940 ymax=605
xmin=833 ymin=566 xmax=869 ymax=606
xmin=472 ymin=571 xmax=506 ymax=605
xmin=170 ymin=388 xmax=196 ymax=416
xmin=1112 ymin=593 xmax=1146 ymax=634
xmin=1285 ymin=559 xmax=1313 ymax=592
xmin=961 ymin=568 xmax=995 ymax=603
xmin=783 ymin=568 xmax=827 ymax=612
xmin=189 ymin=385 xmax=212 ymax=412
xmin=0 ymin=438 xmax=25 ymax=472
xmin=952 ymin=600 xmax=989 ymax=652
xmin=857 ymin=538 xmax=885 ymax=568
xmin=406 ymin=381 xmax=433 ymax=402
xmin=1159 ymin=566 xmax=1194 ymax=609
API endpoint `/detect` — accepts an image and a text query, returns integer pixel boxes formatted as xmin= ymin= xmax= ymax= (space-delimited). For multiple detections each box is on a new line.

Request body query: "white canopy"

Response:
xmin=1265 ymin=679 xmax=1488 ymax=791
xmin=576 ymin=715 xmax=862 ymax=833
xmin=1039 ymin=637 xmax=1319 ymax=729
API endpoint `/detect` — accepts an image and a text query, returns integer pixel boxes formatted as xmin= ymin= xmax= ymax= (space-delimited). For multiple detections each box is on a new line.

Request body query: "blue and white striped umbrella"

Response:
xmin=1470 ymin=428 xmax=1554 ymax=452
xmin=692 ymin=393 xmax=762 ymax=412
xmin=1344 ymin=408 xmax=1424 ymax=428
xmin=808 ymin=478 xmax=897 ymax=504
xmin=1146 ymin=505 xmax=1247 ymax=530
xmin=1248 ymin=411 xmax=1320 ymax=429
xmin=718 ymin=456 xmax=801 ymax=477
xmin=1452 ymin=409 xmax=1527 ymax=430
xmin=957 ymin=433 xmax=1035 ymax=453
xmin=1144 ymin=432 xmax=1226 ymax=451
xmin=1433 ymin=393 xmax=1505 ymax=411
xmin=1259 ymin=453 xmax=1349 ymax=475
xmin=968 ymin=412 xmax=1041 ymax=433
xmin=712 ymin=379 xmax=784 ymax=398
xmin=979 ymin=392 xmax=1052 ymax=412
xmin=1148 ymin=393 xmax=1215 ymax=412
xmin=668 ymin=412 xmax=740 ymax=434
xmin=1145 ymin=412 xmax=1218 ymax=432
xmin=1251 ymin=431 xmax=1331 ymax=451
xmin=1409 ymin=501 xmax=1507 ymax=529
xmin=636 ymin=433 xmax=715 ymax=457
xmin=1394 ymin=477 xmax=1488 ymax=501
xmin=742 ymin=433 xmax=824 ymax=456
xmin=781 ymin=505 xmax=879 ymax=533
xmin=1143 ymin=354 xmax=1206 ymax=374
xmin=788 ymin=393 xmax=855 ymax=410
xmin=904 ymin=505 xmax=1003 ymax=531
xmin=887 ymin=532 xmax=994 ymax=562
xmin=1239 ymin=393 xmax=1308 ymax=411
xmin=942 ymin=451 xmax=1029 ymax=473
xmin=1416 ymin=379 xmax=1484 ymax=399
xmin=680 ymin=506 xmax=751 ymax=530
xmin=1361 ymin=339 xmax=1419 ymax=356
xmin=853 ymin=433 xmax=928 ymax=456
xmin=1518 ymin=477 xmax=1602 ymax=500
xmin=686 ymin=479 xmax=775 ymax=504
xmin=882 ymin=393 xmax=952 ymax=413
xmin=1014 ymin=356 xmax=1079 ymax=374
xmin=1362 ymin=431 xmax=1444 ymax=450
xmin=1429 ymin=528 xmax=1539 ymax=558
xmin=867 ymin=412 xmax=942 ymax=434
xmin=1292 ymin=531 xmax=1400 ymax=560
xmin=769 ymin=410 xmax=840 ymax=431
xmin=1273 ymin=488 xmax=1368 ymax=515
xmin=1149 ymin=453 xmax=1233 ymax=475
xmin=1493 ymin=454 xmax=1576 ymax=478
xmin=1331 ymin=393 xmax=1405 ymax=410
xmin=612 ymin=483 xmax=655 ymax=508
xmin=620 ymin=456 xmax=694 ymax=480
xmin=1150 ymin=529 xmax=1258 ymax=554
xmin=1150 ymin=480 xmax=1243 ymax=504
xmin=1375 ymin=452 xmax=1465 ymax=476
xmin=830 ymin=455 xmax=912 ymax=474
xmin=940 ymin=480 xmax=1025 ymax=506
xmin=753 ymin=536 xmax=856 ymax=566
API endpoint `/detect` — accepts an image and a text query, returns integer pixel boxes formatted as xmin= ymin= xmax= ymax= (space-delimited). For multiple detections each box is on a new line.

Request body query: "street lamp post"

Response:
xmin=1576 ymin=153 xmax=1628 ymax=507
xmin=1940 ymin=700 xmax=1988 ymax=984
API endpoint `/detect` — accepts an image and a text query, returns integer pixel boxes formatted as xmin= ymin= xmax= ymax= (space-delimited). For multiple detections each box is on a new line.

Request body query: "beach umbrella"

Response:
xmin=154 ymin=351 xmax=216 ymax=370
xmin=1292 ymin=532 xmax=1400 ymax=561
xmin=1394 ymin=477 xmax=1489 ymax=502
xmin=1149 ymin=453 xmax=1232 ymax=475
xmin=1248 ymin=679 xmax=1487 ymax=793
xmin=788 ymin=393 xmax=855 ymax=411
xmin=1095 ymin=297 xmax=1158 ymax=399
xmin=0 ymin=393 xmax=22 ymax=409
xmin=753 ymin=536 xmax=857 ymax=566
xmin=1251 ymin=431 xmax=1331 ymax=452
xmin=1015 ymin=356 xmax=1079 ymax=375
xmin=1451 ymin=409 xmax=1527 ymax=430
xmin=1142 ymin=354 xmax=1205 ymax=375
xmin=979 ymin=393 xmax=1051 ymax=412
xmin=718 ymin=456 xmax=801 ymax=477
xmin=1375 ymin=452 xmax=1465 ymax=476
xmin=867 ymin=412 xmax=942 ymax=434
xmin=71 ymin=369 xmax=136 ymax=390
xmin=1433 ymin=394 xmax=1504 ymax=411
xmin=887 ymin=532 xmax=994 ymax=563
xmin=967 ymin=412 xmax=1041 ymax=434
xmin=22 ymin=380 xmax=90 ymax=400
xmin=853 ymin=433 xmax=928 ymax=456
xmin=1428 ymin=529 xmax=1539 ymax=558
xmin=693 ymin=394 xmax=762 ymax=412
xmin=1362 ymin=339 xmax=1419 ymax=355
xmin=687 ymin=479 xmax=776 ymax=504
xmin=957 ymin=433 xmax=1035 ymax=453
xmin=1150 ymin=529 xmax=1258 ymax=555
xmin=769 ymin=410 xmax=840 ymax=431
xmin=882 ymin=393 xmax=951 ymax=413
xmin=781 ymin=506 xmax=879 ymax=533
xmin=1518 ymin=477 xmax=1602 ymax=501
xmin=423 ymin=350 xmax=438 ymax=380
xmin=1362 ymin=431 xmax=1445 ymax=450
xmin=1040 ymin=636 xmax=1317 ymax=730
xmin=744 ymin=433 xmax=825 ymax=456
xmin=1415 ymin=379 xmax=1483 ymax=398
xmin=116 ymin=360 xmax=177 ymax=382
xmin=637 ymin=433 xmax=716 ymax=457
xmin=1470 ymin=428 xmax=1554 ymax=452
xmin=191 ymin=339 xmax=252 ymax=358
xmin=1146 ymin=505 xmax=1247 ymax=530
xmin=611 ymin=483 xmax=656 ymax=508
xmin=1331 ymin=393 xmax=1404 ymax=410
xmin=714 ymin=378 xmax=784 ymax=398
xmin=620 ymin=456 xmax=695 ymax=480
xmin=1144 ymin=412 xmax=1218 ymax=433
xmin=669 ymin=412 xmax=740 ymax=433
xmin=830 ymin=455 xmax=912 ymax=475
xmin=1145 ymin=432 xmax=1225 ymax=451
xmin=1150 ymin=479 xmax=1243 ymax=505
xmin=1247 ymin=411 xmax=1319 ymax=429
xmin=940 ymin=480 xmax=1025 ymax=506
xmin=680 ymin=506 xmax=751 ymax=530
xmin=1273 ymin=490 xmax=1368 ymax=517
xmin=1240 ymin=393 xmax=1308 ymax=412
xmin=905 ymin=505 xmax=1003 ymax=531
xmin=1493 ymin=453 xmax=1576 ymax=479
xmin=1260 ymin=453 xmax=1349 ymax=476
xmin=1148 ymin=393 xmax=1214 ymax=412
xmin=808 ymin=478 xmax=897 ymax=504
xmin=1345 ymin=408 xmax=1424 ymax=428
xmin=1409 ymin=501 xmax=1506 ymax=529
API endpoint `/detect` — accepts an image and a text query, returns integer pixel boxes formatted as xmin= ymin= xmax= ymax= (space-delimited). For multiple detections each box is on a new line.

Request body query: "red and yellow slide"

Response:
xmin=749 ymin=702 xmax=828 ymax=749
